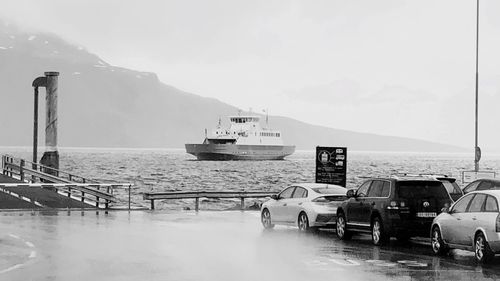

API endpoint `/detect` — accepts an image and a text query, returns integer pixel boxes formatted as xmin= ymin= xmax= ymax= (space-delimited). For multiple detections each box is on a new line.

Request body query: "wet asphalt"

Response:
xmin=1 ymin=210 xmax=500 ymax=281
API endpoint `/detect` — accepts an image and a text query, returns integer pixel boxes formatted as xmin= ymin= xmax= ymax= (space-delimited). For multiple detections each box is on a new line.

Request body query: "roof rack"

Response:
xmin=391 ymin=172 xmax=450 ymax=178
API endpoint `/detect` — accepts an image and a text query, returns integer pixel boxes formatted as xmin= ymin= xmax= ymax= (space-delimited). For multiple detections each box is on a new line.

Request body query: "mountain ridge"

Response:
xmin=0 ymin=20 xmax=464 ymax=152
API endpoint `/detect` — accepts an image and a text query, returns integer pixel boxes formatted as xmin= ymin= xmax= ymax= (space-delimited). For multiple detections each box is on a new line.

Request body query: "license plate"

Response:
xmin=417 ymin=212 xmax=437 ymax=218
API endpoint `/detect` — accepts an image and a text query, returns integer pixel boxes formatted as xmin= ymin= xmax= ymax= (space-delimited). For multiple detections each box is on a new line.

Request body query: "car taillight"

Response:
xmin=312 ymin=197 xmax=329 ymax=204
xmin=387 ymin=201 xmax=408 ymax=210
xmin=496 ymin=213 xmax=500 ymax=232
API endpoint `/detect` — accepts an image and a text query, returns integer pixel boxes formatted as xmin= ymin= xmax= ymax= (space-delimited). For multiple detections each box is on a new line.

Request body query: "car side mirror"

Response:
xmin=346 ymin=189 xmax=355 ymax=198
xmin=271 ymin=194 xmax=279 ymax=200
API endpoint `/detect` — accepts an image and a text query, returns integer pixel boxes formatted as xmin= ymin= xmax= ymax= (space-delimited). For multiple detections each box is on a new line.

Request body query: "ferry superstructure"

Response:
xmin=185 ymin=115 xmax=295 ymax=160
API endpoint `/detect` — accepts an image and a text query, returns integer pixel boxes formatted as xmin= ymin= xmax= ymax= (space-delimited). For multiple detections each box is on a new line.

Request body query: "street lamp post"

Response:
xmin=474 ymin=0 xmax=480 ymax=172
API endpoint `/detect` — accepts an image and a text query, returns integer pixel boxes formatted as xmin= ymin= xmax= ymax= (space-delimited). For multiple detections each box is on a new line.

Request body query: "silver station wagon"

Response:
xmin=431 ymin=190 xmax=500 ymax=263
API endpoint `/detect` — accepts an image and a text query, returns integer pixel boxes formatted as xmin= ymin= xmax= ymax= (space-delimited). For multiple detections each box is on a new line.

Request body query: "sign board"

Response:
xmin=315 ymin=146 xmax=347 ymax=187
xmin=461 ymin=170 xmax=496 ymax=184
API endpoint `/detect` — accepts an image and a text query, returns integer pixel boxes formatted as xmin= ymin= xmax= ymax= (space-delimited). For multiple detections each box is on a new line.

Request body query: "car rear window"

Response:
xmin=397 ymin=181 xmax=449 ymax=199
xmin=312 ymin=188 xmax=344 ymax=194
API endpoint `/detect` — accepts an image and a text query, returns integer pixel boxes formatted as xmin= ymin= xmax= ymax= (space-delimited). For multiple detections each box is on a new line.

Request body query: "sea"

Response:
xmin=1 ymin=147 xmax=499 ymax=210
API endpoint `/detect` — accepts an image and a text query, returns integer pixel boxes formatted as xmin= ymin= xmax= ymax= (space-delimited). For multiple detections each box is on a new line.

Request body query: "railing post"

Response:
xmin=96 ymin=196 xmax=99 ymax=208
xmin=150 ymin=199 xmax=155 ymax=210
xmin=9 ymin=157 xmax=13 ymax=177
xmin=128 ymin=185 xmax=131 ymax=211
xmin=20 ymin=160 xmax=25 ymax=181
xmin=67 ymin=187 xmax=71 ymax=197
xmin=195 ymin=197 xmax=199 ymax=212
xmin=240 ymin=197 xmax=245 ymax=211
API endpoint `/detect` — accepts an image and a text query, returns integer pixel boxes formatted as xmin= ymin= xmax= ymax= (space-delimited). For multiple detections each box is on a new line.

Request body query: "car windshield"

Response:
xmin=397 ymin=181 xmax=449 ymax=199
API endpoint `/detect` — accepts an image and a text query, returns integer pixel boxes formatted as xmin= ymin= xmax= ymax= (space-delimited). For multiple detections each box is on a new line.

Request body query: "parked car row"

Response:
xmin=261 ymin=176 xmax=500 ymax=263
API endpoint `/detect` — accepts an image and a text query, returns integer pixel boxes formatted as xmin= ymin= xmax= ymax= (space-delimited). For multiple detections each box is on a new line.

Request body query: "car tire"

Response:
xmin=431 ymin=226 xmax=449 ymax=256
xmin=261 ymin=208 xmax=274 ymax=229
xmin=475 ymin=232 xmax=494 ymax=263
xmin=336 ymin=212 xmax=351 ymax=240
xmin=298 ymin=212 xmax=310 ymax=232
xmin=371 ymin=217 xmax=387 ymax=246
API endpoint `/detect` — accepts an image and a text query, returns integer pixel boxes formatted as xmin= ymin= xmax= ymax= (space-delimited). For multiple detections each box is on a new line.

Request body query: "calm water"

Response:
xmin=1 ymin=147 xmax=499 ymax=210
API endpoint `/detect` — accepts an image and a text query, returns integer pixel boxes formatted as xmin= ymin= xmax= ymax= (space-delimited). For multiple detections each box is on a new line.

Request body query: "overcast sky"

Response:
xmin=1 ymin=0 xmax=500 ymax=151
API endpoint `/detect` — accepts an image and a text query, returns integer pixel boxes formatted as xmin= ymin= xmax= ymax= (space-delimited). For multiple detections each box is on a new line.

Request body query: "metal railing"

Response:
xmin=143 ymin=191 xmax=276 ymax=211
xmin=2 ymin=154 xmax=96 ymax=183
xmin=1 ymin=155 xmax=134 ymax=209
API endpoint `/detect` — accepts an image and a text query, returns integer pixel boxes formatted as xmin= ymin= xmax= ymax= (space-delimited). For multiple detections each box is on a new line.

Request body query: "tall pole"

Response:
xmin=474 ymin=0 xmax=480 ymax=172
xmin=32 ymin=76 xmax=47 ymax=167
xmin=33 ymin=87 xmax=39 ymax=165
xmin=40 ymin=72 xmax=60 ymax=175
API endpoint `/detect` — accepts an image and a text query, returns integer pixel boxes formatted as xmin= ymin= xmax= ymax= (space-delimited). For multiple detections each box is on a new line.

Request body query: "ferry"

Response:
xmin=185 ymin=115 xmax=295 ymax=160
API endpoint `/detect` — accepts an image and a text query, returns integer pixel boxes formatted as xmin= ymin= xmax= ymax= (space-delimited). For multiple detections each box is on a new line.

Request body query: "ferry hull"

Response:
xmin=185 ymin=144 xmax=295 ymax=160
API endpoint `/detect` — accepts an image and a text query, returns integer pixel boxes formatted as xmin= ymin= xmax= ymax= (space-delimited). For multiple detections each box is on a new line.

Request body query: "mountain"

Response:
xmin=0 ymin=20 xmax=463 ymax=152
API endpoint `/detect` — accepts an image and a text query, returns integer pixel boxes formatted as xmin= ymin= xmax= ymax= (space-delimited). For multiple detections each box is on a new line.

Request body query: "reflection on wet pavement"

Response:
xmin=1 ymin=210 xmax=500 ymax=281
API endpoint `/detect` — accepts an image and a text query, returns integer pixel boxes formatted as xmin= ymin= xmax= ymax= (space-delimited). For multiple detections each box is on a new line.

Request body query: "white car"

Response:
xmin=431 ymin=190 xmax=500 ymax=263
xmin=260 ymin=183 xmax=347 ymax=232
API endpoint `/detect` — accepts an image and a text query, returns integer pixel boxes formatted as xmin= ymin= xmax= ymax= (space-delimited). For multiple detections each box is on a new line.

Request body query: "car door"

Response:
xmin=460 ymin=193 xmax=487 ymax=246
xmin=441 ymin=193 xmax=474 ymax=244
xmin=347 ymin=180 xmax=372 ymax=225
xmin=362 ymin=180 xmax=385 ymax=225
xmin=288 ymin=187 xmax=308 ymax=223
xmin=481 ymin=195 xmax=500 ymax=242
xmin=273 ymin=186 xmax=296 ymax=222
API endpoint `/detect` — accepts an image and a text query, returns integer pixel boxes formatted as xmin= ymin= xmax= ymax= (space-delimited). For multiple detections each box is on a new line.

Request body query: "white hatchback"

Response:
xmin=431 ymin=190 xmax=500 ymax=263
xmin=261 ymin=183 xmax=347 ymax=232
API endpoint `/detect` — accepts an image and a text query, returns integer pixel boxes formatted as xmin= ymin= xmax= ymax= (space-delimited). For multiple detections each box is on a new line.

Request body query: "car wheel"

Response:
xmin=475 ymin=232 xmax=494 ymax=263
xmin=298 ymin=212 xmax=310 ymax=232
xmin=431 ymin=226 xmax=449 ymax=256
xmin=371 ymin=217 xmax=387 ymax=246
xmin=261 ymin=209 xmax=274 ymax=229
xmin=336 ymin=212 xmax=351 ymax=240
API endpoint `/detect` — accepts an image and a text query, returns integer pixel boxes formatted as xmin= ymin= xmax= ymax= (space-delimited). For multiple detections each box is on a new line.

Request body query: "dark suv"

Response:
xmin=335 ymin=177 xmax=452 ymax=245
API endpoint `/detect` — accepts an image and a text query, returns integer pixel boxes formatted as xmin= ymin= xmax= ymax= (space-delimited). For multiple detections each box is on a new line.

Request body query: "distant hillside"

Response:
xmin=0 ymin=20 xmax=463 ymax=152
